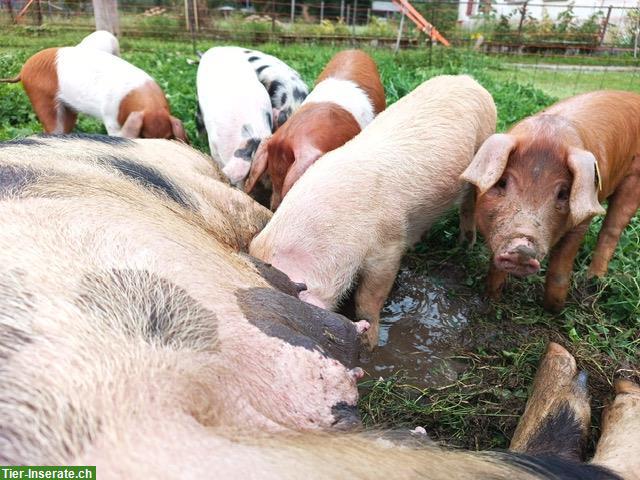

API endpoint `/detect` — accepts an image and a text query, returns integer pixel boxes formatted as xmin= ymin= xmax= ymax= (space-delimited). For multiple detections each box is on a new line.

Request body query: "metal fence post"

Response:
xmin=290 ymin=0 xmax=295 ymax=24
xmin=340 ymin=0 xmax=344 ymax=22
xmin=320 ymin=0 xmax=324 ymax=22
xmin=346 ymin=4 xmax=350 ymax=25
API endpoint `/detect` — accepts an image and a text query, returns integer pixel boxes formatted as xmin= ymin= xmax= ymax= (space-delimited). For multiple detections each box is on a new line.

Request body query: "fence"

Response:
xmin=1 ymin=0 xmax=640 ymax=59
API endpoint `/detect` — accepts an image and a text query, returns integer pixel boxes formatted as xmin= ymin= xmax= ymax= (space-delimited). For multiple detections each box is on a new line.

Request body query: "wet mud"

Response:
xmin=358 ymin=264 xmax=486 ymax=388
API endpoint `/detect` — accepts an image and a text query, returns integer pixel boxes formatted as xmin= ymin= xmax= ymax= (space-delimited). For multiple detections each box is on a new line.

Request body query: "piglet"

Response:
xmin=250 ymin=75 xmax=496 ymax=349
xmin=461 ymin=90 xmax=640 ymax=311
xmin=77 ymin=30 xmax=120 ymax=56
xmin=0 ymin=47 xmax=186 ymax=140
xmin=196 ymin=47 xmax=273 ymax=186
xmin=244 ymin=49 xmax=385 ymax=210
xmin=240 ymin=47 xmax=309 ymax=129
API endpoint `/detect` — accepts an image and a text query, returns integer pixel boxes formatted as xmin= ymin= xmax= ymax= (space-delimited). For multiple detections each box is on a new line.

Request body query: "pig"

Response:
xmin=460 ymin=90 xmax=640 ymax=311
xmin=1 ymin=257 xmax=635 ymax=480
xmin=0 ymin=47 xmax=187 ymax=141
xmin=196 ymin=46 xmax=273 ymax=186
xmin=0 ymin=134 xmax=367 ymax=463
xmin=250 ymin=75 xmax=496 ymax=349
xmin=77 ymin=30 xmax=121 ymax=56
xmin=244 ymin=49 xmax=386 ymax=210
xmin=240 ymin=47 xmax=309 ymax=129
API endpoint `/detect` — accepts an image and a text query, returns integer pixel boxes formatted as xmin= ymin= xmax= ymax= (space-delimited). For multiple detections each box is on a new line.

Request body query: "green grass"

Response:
xmin=0 ymin=27 xmax=638 ymax=453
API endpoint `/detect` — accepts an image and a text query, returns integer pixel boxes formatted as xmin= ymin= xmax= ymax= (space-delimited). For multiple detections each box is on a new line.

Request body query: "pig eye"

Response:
xmin=557 ymin=187 xmax=570 ymax=201
xmin=496 ymin=178 xmax=507 ymax=190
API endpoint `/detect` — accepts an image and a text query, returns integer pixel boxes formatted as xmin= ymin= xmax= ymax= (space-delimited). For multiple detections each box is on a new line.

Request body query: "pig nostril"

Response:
xmin=513 ymin=244 xmax=537 ymax=260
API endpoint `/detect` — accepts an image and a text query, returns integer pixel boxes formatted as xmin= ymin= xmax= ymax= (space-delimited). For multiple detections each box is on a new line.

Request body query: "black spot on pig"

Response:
xmin=518 ymin=402 xmax=587 ymax=462
xmin=265 ymin=111 xmax=273 ymax=132
xmin=292 ymin=87 xmax=307 ymax=102
xmin=280 ymin=92 xmax=288 ymax=107
xmin=236 ymin=287 xmax=359 ymax=367
xmin=277 ymin=109 xmax=290 ymax=129
xmin=248 ymin=56 xmax=260 ymax=62
xmin=78 ymin=269 xmax=218 ymax=351
xmin=256 ymin=65 xmax=269 ymax=75
xmin=268 ymin=80 xmax=283 ymax=99
xmin=234 ymin=138 xmax=262 ymax=163
xmin=96 ymin=156 xmax=193 ymax=209
xmin=0 ymin=164 xmax=39 ymax=199
xmin=331 ymin=402 xmax=361 ymax=430
xmin=0 ymin=137 xmax=44 ymax=148
xmin=239 ymin=253 xmax=305 ymax=297
xmin=195 ymin=101 xmax=206 ymax=137
xmin=64 ymin=134 xmax=133 ymax=146
xmin=243 ymin=49 xmax=252 ymax=54
xmin=504 ymin=453 xmax=623 ymax=480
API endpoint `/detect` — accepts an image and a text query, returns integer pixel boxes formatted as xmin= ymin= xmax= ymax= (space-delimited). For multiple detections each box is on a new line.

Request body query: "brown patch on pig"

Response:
xmin=315 ymin=49 xmax=386 ymax=115
xmin=118 ymin=82 xmax=185 ymax=141
xmin=16 ymin=48 xmax=68 ymax=133
xmin=235 ymin=287 xmax=360 ymax=368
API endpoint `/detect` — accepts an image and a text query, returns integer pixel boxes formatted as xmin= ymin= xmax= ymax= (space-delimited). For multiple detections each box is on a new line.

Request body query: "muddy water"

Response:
xmin=358 ymin=266 xmax=484 ymax=388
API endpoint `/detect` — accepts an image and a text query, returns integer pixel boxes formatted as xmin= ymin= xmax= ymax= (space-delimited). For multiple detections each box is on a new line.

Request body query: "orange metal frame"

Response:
xmin=391 ymin=0 xmax=450 ymax=47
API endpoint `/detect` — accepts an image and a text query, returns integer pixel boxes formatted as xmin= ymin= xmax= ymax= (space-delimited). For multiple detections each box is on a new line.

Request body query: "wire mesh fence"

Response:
xmin=1 ymin=0 xmax=639 ymax=99
xmin=2 ymin=0 xmax=639 ymax=52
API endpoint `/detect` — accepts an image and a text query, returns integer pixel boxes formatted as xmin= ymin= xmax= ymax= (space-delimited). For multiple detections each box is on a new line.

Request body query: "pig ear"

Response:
xmin=170 ymin=116 xmax=189 ymax=144
xmin=244 ymin=138 xmax=270 ymax=194
xmin=566 ymin=147 xmax=606 ymax=227
xmin=120 ymin=111 xmax=144 ymax=138
xmin=461 ymin=133 xmax=517 ymax=195
xmin=281 ymin=144 xmax=323 ymax=199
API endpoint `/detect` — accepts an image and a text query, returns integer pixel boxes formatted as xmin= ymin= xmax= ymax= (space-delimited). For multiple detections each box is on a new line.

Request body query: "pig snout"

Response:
xmin=495 ymin=238 xmax=541 ymax=276
xmin=222 ymin=158 xmax=251 ymax=186
xmin=331 ymin=402 xmax=361 ymax=431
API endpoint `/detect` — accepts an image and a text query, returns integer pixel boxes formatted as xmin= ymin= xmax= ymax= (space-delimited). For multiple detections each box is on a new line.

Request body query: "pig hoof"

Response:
xmin=542 ymin=297 xmax=565 ymax=314
xmin=354 ymin=320 xmax=370 ymax=334
xmin=294 ymin=282 xmax=307 ymax=292
xmin=349 ymin=367 xmax=365 ymax=380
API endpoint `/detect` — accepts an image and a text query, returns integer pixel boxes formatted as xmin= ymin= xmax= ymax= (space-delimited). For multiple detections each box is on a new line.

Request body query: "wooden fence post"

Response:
xmin=92 ymin=0 xmax=120 ymax=35
xmin=394 ymin=9 xmax=405 ymax=53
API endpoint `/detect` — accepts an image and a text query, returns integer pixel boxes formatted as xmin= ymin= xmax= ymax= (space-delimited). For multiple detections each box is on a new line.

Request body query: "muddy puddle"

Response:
xmin=358 ymin=265 xmax=485 ymax=388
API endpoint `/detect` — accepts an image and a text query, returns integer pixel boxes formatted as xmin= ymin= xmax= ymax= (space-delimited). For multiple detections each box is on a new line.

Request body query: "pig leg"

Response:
xmin=354 ymin=242 xmax=404 ymax=350
xmin=588 ymin=156 xmax=640 ymax=278
xmin=510 ymin=342 xmax=590 ymax=461
xmin=28 ymin=93 xmax=64 ymax=134
xmin=543 ymin=220 xmax=590 ymax=313
xmin=59 ymin=105 xmax=78 ymax=134
xmin=486 ymin=263 xmax=508 ymax=300
xmin=591 ymin=379 xmax=640 ymax=479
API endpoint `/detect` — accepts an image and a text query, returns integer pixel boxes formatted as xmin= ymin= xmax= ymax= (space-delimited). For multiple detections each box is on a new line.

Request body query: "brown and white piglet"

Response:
xmin=461 ymin=90 xmax=640 ymax=311
xmin=244 ymin=49 xmax=385 ymax=210
xmin=0 ymin=47 xmax=187 ymax=141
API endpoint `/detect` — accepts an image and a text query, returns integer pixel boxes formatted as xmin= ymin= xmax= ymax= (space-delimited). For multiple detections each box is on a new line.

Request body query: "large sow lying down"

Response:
xmin=0 ymin=135 xmax=365 ymax=467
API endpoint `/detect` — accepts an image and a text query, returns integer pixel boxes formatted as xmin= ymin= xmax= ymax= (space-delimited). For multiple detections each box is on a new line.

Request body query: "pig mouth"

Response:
xmin=495 ymin=240 xmax=542 ymax=277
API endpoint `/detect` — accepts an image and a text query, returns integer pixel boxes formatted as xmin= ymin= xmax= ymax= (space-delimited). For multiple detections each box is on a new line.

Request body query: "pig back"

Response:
xmin=260 ymin=74 xmax=496 ymax=246
xmin=541 ymin=90 xmax=640 ymax=198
